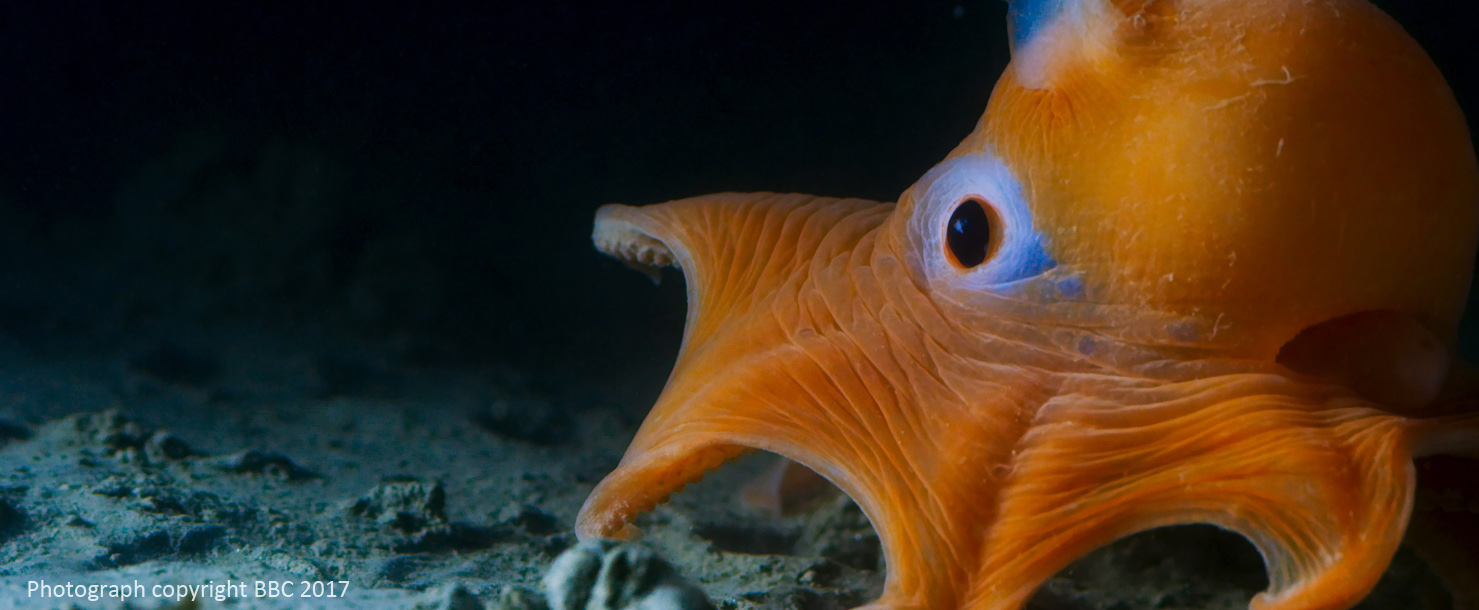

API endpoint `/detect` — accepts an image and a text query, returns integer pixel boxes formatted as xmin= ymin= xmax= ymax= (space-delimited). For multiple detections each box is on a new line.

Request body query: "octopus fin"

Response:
xmin=1005 ymin=0 xmax=1175 ymax=89
xmin=1277 ymin=310 xmax=1451 ymax=411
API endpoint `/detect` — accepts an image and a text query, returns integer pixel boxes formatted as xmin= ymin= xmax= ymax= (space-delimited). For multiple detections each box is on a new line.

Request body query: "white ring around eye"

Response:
xmin=907 ymin=153 xmax=1056 ymax=292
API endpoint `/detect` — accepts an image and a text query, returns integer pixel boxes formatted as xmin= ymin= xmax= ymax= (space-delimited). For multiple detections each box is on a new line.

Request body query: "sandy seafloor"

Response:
xmin=0 ymin=320 xmax=1457 ymax=610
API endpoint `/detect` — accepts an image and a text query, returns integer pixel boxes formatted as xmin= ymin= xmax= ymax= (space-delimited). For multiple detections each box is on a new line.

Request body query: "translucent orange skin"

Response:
xmin=580 ymin=1 xmax=1479 ymax=609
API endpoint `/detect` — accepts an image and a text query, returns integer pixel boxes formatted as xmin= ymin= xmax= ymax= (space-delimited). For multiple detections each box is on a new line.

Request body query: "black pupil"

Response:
xmin=946 ymin=199 xmax=992 ymax=268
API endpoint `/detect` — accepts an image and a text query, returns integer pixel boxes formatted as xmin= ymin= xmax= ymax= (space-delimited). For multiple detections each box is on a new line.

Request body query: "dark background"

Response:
xmin=0 ymin=1 xmax=1475 ymax=405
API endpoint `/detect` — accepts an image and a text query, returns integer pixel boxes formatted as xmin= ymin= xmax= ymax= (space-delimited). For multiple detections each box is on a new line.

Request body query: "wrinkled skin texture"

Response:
xmin=579 ymin=1 xmax=1479 ymax=608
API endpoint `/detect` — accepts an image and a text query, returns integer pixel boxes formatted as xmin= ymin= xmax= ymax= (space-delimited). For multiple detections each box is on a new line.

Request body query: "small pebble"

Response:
xmin=543 ymin=540 xmax=713 ymax=610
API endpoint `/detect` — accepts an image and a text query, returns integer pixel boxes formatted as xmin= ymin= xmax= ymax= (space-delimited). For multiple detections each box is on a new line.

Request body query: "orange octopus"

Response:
xmin=579 ymin=0 xmax=1479 ymax=608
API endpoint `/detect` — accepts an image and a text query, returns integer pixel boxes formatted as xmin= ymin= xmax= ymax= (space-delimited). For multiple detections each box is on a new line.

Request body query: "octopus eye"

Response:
xmin=945 ymin=198 xmax=997 ymax=269
xmin=914 ymin=154 xmax=1054 ymax=287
